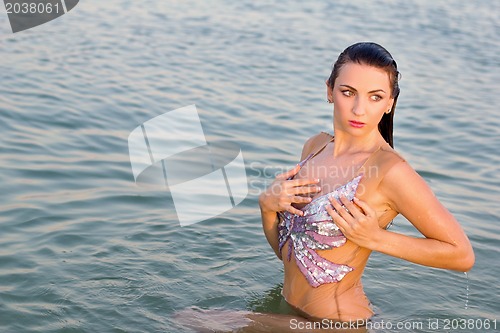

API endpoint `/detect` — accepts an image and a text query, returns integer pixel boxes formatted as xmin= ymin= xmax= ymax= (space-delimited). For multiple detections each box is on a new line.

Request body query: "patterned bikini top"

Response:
xmin=278 ymin=135 xmax=380 ymax=287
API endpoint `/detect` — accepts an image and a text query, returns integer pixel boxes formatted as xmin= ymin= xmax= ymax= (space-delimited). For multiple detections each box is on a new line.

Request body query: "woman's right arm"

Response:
xmin=259 ymin=134 xmax=325 ymax=259
xmin=259 ymin=201 xmax=282 ymax=260
xmin=259 ymin=166 xmax=318 ymax=260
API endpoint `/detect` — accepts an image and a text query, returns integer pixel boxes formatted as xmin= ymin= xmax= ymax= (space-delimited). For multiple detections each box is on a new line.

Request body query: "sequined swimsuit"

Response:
xmin=278 ymin=137 xmax=379 ymax=288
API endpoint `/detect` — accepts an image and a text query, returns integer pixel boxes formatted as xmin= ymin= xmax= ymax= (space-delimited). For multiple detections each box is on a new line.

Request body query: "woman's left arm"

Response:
xmin=328 ymin=160 xmax=475 ymax=271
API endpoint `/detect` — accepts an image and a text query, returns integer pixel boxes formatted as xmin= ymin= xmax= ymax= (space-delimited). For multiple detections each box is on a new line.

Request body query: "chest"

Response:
xmin=294 ymin=159 xmax=395 ymax=228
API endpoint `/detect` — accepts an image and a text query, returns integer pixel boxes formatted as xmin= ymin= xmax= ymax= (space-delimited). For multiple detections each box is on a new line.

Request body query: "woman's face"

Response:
xmin=328 ymin=63 xmax=394 ymax=137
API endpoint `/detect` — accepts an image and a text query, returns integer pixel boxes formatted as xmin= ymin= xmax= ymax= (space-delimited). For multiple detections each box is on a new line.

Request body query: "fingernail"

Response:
xmin=353 ymin=197 xmax=359 ymax=201
xmin=316 ymin=179 xmax=320 ymax=182
xmin=317 ymin=186 xmax=321 ymax=191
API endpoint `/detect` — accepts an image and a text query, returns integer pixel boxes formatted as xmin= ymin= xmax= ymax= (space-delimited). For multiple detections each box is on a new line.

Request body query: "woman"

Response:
xmin=258 ymin=42 xmax=475 ymax=325
xmin=175 ymin=42 xmax=475 ymax=332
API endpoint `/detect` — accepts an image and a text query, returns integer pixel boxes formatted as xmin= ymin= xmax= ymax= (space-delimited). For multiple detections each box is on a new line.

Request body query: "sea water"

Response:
xmin=1 ymin=1 xmax=499 ymax=332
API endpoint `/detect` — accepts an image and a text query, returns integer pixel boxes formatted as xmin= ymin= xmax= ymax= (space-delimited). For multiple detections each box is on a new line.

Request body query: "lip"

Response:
xmin=348 ymin=120 xmax=365 ymax=128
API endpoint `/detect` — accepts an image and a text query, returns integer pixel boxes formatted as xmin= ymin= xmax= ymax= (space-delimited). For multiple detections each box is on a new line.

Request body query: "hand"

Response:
xmin=325 ymin=195 xmax=382 ymax=249
xmin=259 ymin=163 xmax=321 ymax=216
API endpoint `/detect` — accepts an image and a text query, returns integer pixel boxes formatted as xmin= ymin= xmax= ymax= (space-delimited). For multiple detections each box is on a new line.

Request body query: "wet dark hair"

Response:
xmin=327 ymin=42 xmax=400 ymax=148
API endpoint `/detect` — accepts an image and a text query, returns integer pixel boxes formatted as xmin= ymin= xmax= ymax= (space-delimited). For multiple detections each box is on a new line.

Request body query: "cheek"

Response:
xmin=332 ymin=92 xmax=351 ymax=109
xmin=370 ymin=106 xmax=388 ymax=124
xmin=368 ymin=98 xmax=390 ymax=114
xmin=333 ymin=100 xmax=350 ymax=118
xmin=373 ymin=104 xmax=387 ymax=114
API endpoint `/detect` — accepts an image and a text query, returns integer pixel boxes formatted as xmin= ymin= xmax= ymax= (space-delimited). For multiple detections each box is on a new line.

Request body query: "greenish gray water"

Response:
xmin=1 ymin=1 xmax=499 ymax=332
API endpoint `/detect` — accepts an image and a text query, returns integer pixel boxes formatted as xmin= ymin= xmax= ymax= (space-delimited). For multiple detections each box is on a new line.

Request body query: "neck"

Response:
xmin=332 ymin=129 xmax=385 ymax=157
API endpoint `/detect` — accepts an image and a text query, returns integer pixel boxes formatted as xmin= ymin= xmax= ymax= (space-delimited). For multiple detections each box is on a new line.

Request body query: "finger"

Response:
xmin=287 ymin=205 xmax=304 ymax=216
xmin=276 ymin=163 xmax=301 ymax=180
xmin=329 ymin=196 xmax=353 ymax=220
xmin=289 ymin=178 xmax=321 ymax=187
xmin=353 ymin=197 xmax=374 ymax=217
xmin=339 ymin=196 xmax=364 ymax=219
xmin=290 ymin=195 xmax=313 ymax=204
xmin=290 ymin=185 xmax=322 ymax=196
xmin=325 ymin=203 xmax=349 ymax=231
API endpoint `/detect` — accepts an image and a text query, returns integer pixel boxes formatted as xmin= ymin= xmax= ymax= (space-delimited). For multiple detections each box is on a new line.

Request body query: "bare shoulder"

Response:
xmin=378 ymin=147 xmax=414 ymax=180
xmin=377 ymin=147 xmax=432 ymax=212
xmin=300 ymin=131 xmax=333 ymax=160
xmin=377 ymin=145 xmax=406 ymax=164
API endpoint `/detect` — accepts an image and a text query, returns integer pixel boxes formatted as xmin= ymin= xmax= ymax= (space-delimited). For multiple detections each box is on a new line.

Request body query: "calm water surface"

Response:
xmin=1 ymin=1 xmax=499 ymax=332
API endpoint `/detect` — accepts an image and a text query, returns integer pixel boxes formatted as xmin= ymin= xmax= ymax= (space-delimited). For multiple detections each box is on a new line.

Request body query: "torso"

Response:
xmin=280 ymin=132 xmax=404 ymax=321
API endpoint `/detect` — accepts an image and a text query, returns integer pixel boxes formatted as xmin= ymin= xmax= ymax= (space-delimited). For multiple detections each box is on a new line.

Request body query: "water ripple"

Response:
xmin=1 ymin=0 xmax=499 ymax=332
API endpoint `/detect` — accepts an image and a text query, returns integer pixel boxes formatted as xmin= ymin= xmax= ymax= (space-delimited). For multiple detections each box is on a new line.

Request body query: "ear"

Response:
xmin=388 ymin=97 xmax=395 ymax=111
xmin=326 ymin=79 xmax=333 ymax=103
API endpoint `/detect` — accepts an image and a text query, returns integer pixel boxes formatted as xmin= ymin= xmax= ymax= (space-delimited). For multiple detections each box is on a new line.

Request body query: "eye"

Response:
xmin=370 ymin=95 xmax=383 ymax=101
xmin=341 ymin=90 xmax=354 ymax=97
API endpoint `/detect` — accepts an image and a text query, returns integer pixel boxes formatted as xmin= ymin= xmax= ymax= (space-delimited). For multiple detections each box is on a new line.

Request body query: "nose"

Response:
xmin=352 ymin=96 xmax=366 ymax=116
